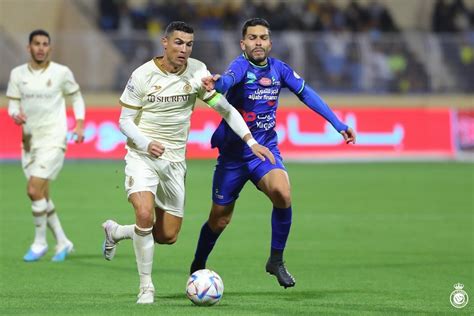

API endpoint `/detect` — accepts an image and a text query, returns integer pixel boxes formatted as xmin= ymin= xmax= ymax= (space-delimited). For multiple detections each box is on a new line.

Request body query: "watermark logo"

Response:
xmin=450 ymin=283 xmax=469 ymax=309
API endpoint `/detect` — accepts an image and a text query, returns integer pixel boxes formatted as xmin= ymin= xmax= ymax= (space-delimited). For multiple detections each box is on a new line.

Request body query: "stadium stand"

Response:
xmin=0 ymin=0 xmax=473 ymax=94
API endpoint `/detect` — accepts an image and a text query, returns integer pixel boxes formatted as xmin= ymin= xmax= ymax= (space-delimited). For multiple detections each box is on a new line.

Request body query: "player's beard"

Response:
xmin=248 ymin=49 xmax=267 ymax=65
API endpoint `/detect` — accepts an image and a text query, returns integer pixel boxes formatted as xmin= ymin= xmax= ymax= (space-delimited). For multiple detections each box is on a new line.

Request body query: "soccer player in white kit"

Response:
xmin=6 ymin=30 xmax=86 ymax=262
xmin=101 ymin=21 xmax=275 ymax=304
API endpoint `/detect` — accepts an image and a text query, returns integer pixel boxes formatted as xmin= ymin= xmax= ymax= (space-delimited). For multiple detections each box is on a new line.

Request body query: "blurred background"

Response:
xmin=0 ymin=0 xmax=473 ymax=160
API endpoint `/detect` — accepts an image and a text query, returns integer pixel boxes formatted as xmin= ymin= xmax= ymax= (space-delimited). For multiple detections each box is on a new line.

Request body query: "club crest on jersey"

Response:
xmin=183 ymin=83 xmax=192 ymax=93
xmin=259 ymin=77 xmax=272 ymax=86
xmin=47 ymin=79 xmax=52 ymax=87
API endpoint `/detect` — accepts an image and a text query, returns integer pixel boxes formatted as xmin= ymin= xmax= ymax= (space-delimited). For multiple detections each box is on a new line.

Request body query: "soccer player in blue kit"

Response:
xmin=190 ymin=18 xmax=356 ymax=288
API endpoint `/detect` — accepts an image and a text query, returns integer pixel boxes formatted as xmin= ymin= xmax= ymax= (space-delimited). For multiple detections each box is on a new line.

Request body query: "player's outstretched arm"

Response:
xmin=206 ymin=93 xmax=275 ymax=164
xmin=297 ymin=85 xmax=357 ymax=144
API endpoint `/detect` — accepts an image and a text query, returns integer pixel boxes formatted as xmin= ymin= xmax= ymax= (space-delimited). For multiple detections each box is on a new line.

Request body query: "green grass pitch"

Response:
xmin=0 ymin=160 xmax=472 ymax=315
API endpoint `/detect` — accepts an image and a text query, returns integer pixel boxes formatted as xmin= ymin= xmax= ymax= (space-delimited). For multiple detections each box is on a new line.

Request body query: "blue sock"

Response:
xmin=270 ymin=206 xmax=292 ymax=262
xmin=193 ymin=222 xmax=221 ymax=265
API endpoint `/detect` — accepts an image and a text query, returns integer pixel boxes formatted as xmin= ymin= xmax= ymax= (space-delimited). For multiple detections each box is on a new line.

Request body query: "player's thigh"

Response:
xmin=129 ymin=191 xmax=156 ymax=226
xmin=212 ymin=162 xmax=248 ymax=205
xmin=22 ymin=147 xmax=65 ymax=180
xmin=153 ymin=207 xmax=183 ymax=244
xmin=154 ymin=160 xmax=186 ymax=218
xmin=253 ymin=159 xmax=291 ymax=206
xmin=124 ymin=150 xmax=158 ymax=199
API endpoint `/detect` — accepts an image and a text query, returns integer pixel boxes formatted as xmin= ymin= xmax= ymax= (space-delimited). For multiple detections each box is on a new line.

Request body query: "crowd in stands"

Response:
xmin=98 ymin=0 xmax=398 ymax=33
xmin=98 ymin=0 xmax=474 ymax=93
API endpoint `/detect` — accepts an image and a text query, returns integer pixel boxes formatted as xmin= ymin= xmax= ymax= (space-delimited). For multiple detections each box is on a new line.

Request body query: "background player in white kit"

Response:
xmin=6 ymin=29 xmax=86 ymax=262
xmin=101 ymin=21 xmax=274 ymax=304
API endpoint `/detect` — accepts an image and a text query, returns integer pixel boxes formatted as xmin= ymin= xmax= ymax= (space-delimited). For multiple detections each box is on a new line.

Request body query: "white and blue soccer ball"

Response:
xmin=186 ymin=269 xmax=224 ymax=306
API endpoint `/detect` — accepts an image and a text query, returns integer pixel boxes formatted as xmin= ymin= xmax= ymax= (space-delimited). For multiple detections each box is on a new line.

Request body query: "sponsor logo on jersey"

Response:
xmin=293 ymin=71 xmax=301 ymax=79
xmin=271 ymin=76 xmax=281 ymax=86
xmin=258 ymin=77 xmax=272 ymax=86
xmin=147 ymin=94 xmax=190 ymax=103
xmin=245 ymin=71 xmax=257 ymax=84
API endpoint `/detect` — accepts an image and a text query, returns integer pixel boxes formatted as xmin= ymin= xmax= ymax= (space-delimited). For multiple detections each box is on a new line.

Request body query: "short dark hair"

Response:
xmin=164 ymin=21 xmax=194 ymax=37
xmin=242 ymin=18 xmax=271 ymax=38
xmin=29 ymin=29 xmax=50 ymax=44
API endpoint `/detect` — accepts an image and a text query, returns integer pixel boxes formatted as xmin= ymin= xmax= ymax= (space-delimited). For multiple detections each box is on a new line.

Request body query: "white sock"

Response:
xmin=31 ymin=199 xmax=48 ymax=252
xmin=133 ymin=225 xmax=154 ymax=288
xmin=113 ymin=224 xmax=135 ymax=241
xmin=46 ymin=199 xmax=68 ymax=244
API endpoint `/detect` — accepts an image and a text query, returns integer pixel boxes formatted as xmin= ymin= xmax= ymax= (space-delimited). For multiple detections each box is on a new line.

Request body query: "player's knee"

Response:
xmin=26 ymin=185 xmax=42 ymax=200
xmin=134 ymin=206 xmax=154 ymax=227
xmin=270 ymin=188 xmax=291 ymax=208
xmin=210 ymin=216 xmax=231 ymax=232
xmin=155 ymin=232 xmax=178 ymax=245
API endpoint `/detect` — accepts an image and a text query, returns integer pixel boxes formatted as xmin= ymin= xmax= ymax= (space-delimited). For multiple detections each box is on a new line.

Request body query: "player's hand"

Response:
xmin=148 ymin=141 xmax=165 ymax=158
xmin=250 ymin=144 xmax=276 ymax=164
xmin=12 ymin=112 xmax=27 ymax=125
xmin=340 ymin=127 xmax=356 ymax=144
xmin=201 ymin=74 xmax=221 ymax=92
xmin=72 ymin=120 xmax=85 ymax=143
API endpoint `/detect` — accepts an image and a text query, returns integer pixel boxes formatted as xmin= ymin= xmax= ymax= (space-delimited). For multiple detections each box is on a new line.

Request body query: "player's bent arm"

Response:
xmin=118 ymin=106 xmax=152 ymax=152
xmin=298 ymin=85 xmax=348 ymax=133
xmin=206 ymin=93 xmax=252 ymax=141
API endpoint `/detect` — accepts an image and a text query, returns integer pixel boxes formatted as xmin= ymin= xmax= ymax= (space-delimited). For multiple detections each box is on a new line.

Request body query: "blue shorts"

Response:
xmin=212 ymin=152 xmax=286 ymax=205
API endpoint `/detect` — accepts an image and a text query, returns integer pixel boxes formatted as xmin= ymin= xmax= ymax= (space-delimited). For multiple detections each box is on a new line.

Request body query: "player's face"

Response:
xmin=28 ymin=35 xmax=51 ymax=65
xmin=162 ymin=31 xmax=194 ymax=69
xmin=241 ymin=25 xmax=272 ymax=65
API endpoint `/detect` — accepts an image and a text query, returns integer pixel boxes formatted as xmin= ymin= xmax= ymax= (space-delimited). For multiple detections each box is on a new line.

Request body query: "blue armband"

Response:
xmin=298 ymin=86 xmax=348 ymax=132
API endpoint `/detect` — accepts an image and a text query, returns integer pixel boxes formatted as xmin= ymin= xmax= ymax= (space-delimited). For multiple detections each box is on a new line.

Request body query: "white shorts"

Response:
xmin=124 ymin=150 xmax=187 ymax=218
xmin=22 ymin=147 xmax=65 ymax=180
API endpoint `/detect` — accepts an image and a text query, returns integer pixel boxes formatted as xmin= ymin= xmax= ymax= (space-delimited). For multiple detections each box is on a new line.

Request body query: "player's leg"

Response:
xmin=102 ymin=150 xmax=155 ymax=262
xmin=102 ymin=219 xmax=134 ymax=261
xmin=44 ymin=185 xmax=74 ymax=262
xmin=190 ymin=202 xmax=235 ymax=274
xmin=129 ymin=191 xmax=156 ymax=304
xmin=152 ymin=208 xmax=182 ymax=244
xmin=119 ymin=150 xmax=159 ymax=304
xmin=190 ymin=160 xmax=246 ymax=274
xmin=253 ymin=158 xmax=295 ymax=288
xmin=24 ymin=176 xmax=49 ymax=262
xmin=151 ymin=160 xmax=185 ymax=245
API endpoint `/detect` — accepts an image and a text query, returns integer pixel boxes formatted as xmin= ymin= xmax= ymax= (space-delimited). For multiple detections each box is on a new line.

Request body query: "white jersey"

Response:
xmin=120 ymin=57 xmax=215 ymax=162
xmin=6 ymin=61 xmax=81 ymax=149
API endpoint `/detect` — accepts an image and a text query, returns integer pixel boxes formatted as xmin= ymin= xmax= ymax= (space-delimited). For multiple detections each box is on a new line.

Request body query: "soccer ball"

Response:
xmin=186 ymin=269 xmax=224 ymax=306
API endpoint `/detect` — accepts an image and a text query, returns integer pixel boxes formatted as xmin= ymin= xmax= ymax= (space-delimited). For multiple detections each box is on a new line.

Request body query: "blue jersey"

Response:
xmin=211 ymin=54 xmax=304 ymax=160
